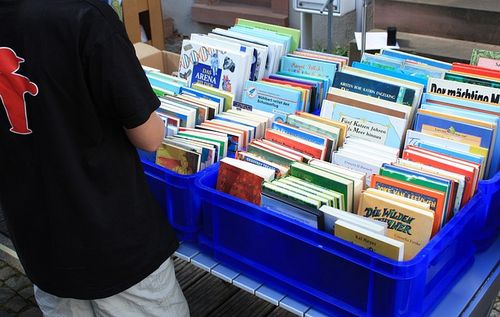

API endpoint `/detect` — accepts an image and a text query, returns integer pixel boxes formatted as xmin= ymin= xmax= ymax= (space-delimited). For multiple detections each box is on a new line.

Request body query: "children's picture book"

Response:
xmin=179 ymin=39 xmax=251 ymax=101
xmin=216 ymin=157 xmax=275 ymax=205
xmin=427 ymin=77 xmax=500 ymax=105
xmin=357 ymin=189 xmax=434 ymax=260
xmin=470 ymin=49 xmax=500 ymax=70
xmin=156 ymin=143 xmax=201 ymax=175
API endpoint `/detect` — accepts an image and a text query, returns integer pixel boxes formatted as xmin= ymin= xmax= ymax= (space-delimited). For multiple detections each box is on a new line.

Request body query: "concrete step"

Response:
xmin=192 ymin=1 xmax=288 ymax=27
xmin=374 ymin=0 xmax=500 ymax=45
xmin=348 ymin=31 xmax=500 ymax=65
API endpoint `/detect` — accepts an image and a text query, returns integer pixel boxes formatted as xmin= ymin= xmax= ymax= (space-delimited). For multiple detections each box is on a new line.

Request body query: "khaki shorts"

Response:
xmin=34 ymin=257 xmax=190 ymax=317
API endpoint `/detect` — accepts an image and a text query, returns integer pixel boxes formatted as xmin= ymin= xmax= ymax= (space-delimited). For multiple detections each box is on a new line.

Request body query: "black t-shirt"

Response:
xmin=0 ymin=0 xmax=178 ymax=299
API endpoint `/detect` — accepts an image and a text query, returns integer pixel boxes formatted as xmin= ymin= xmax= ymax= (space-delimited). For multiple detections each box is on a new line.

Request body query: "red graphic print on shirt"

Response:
xmin=0 ymin=47 xmax=38 ymax=135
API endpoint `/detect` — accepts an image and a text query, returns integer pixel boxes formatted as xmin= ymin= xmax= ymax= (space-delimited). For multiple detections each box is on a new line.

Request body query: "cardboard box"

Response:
xmin=133 ymin=42 xmax=180 ymax=75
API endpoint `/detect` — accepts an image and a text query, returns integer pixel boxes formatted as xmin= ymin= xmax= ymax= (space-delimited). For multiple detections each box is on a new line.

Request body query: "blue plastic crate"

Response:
xmin=194 ymin=167 xmax=495 ymax=317
xmin=474 ymin=171 xmax=500 ymax=251
xmin=141 ymin=159 xmax=215 ymax=242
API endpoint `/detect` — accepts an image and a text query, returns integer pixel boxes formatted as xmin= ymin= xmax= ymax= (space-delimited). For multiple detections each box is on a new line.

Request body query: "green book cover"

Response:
xmin=274 ymin=179 xmax=333 ymax=207
xmin=470 ymin=49 xmax=500 ymax=66
xmin=247 ymin=144 xmax=295 ymax=168
xmin=290 ymin=162 xmax=352 ymax=211
xmin=444 ymin=73 xmax=500 ymax=89
xmin=284 ymin=177 xmax=344 ymax=210
xmin=235 ymin=18 xmax=300 ymax=52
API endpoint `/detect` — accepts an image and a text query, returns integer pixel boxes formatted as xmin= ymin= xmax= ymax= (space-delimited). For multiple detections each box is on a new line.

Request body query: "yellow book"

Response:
xmin=357 ymin=191 xmax=434 ymax=261
xmin=335 ymin=219 xmax=404 ymax=261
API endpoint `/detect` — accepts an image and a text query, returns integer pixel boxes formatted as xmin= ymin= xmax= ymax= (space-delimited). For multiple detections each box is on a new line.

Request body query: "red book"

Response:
xmin=216 ymin=160 xmax=264 ymax=205
xmin=402 ymin=148 xmax=477 ymax=207
xmin=451 ymin=63 xmax=500 ymax=80
xmin=265 ymin=129 xmax=325 ymax=160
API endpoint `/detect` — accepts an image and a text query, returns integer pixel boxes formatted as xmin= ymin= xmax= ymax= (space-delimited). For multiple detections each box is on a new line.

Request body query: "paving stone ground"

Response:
xmin=0 ymin=260 xmax=40 ymax=317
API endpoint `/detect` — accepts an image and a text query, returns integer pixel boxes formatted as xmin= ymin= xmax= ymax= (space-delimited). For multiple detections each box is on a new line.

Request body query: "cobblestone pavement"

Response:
xmin=0 ymin=260 xmax=41 ymax=317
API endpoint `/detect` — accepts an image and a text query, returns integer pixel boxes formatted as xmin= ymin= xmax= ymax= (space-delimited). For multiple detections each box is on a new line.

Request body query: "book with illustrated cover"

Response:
xmin=320 ymin=205 xmax=386 ymax=235
xmin=271 ymin=122 xmax=330 ymax=158
xmin=334 ymin=219 xmax=404 ymax=261
xmin=357 ymin=189 xmax=434 ymax=260
xmin=241 ymin=81 xmax=303 ymax=122
xmin=380 ymin=48 xmax=452 ymax=70
xmin=295 ymin=112 xmax=348 ymax=147
xmin=280 ymin=55 xmax=338 ymax=87
xmin=283 ymin=177 xmax=344 ymax=210
xmin=156 ymin=143 xmax=201 ymax=175
xmin=286 ymin=114 xmax=339 ymax=156
xmin=352 ymin=61 xmax=428 ymax=87
xmin=470 ymin=49 xmax=500 ymax=71
xmin=179 ymin=40 xmax=250 ymax=101
xmin=216 ymin=157 xmax=275 ymax=205
xmin=371 ymin=174 xmax=445 ymax=236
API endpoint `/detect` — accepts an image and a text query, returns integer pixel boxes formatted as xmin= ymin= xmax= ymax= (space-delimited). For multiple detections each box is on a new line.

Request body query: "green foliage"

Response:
xmin=313 ymin=42 xmax=349 ymax=57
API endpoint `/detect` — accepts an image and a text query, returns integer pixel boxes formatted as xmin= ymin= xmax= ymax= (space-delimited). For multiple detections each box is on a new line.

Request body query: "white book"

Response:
xmin=332 ymin=150 xmax=386 ymax=188
xmin=190 ymin=34 xmax=254 ymax=84
xmin=211 ymin=28 xmax=283 ymax=76
xmin=320 ymin=205 xmax=387 ymax=235
xmin=158 ymin=101 xmax=196 ymax=129
xmin=216 ymin=113 xmax=265 ymax=139
xmin=343 ymin=136 xmax=400 ymax=158
xmin=427 ymin=78 xmax=500 ymax=105
xmin=178 ymin=39 xmax=251 ymax=101
xmin=208 ymin=33 xmax=269 ymax=81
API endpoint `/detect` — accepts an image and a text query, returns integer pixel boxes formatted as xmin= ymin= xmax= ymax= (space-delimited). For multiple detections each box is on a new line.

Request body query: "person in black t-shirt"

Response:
xmin=0 ymin=0 xmax=189 ymax=315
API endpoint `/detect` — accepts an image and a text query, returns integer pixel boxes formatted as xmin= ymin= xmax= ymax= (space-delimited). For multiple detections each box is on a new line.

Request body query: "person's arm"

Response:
xmin=124 ymin=112 xmax=165 ymax=152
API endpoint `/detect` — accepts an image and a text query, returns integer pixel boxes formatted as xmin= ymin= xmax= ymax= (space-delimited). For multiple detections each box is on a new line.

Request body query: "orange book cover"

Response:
xmin=216 ymin=161 xmax=263 ymax=205
xmin=402 ymin=149 xmax=476 ymax=206
xmin=265 ymin=129 xmax=324 ymax=160
xmin=451 ymin=63 xmax=500 ymax=80
xmin=371 ymin=174 xmax=446 ymax=236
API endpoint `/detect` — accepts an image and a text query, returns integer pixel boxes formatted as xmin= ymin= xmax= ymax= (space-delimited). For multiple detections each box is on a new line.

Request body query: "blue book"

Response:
xmin=352 ymin=62 xmax=428 ymax=87
xmin=269 ymin=74 xmax=321 ymax=113
xmin=241 ymin=81 xmax=303 ymax=122
xmin=146 ymin=76 xmax=183 ymax=94
xmin=321 ymin=101 xmax=407 ymax=149
xmin=280 ymin=56 xmax=338 ymax=88
xmin=414 ymin=112 xmax=495 ymax=149
xmin=333 ymin=72 xmax=416 ymax=106
xmin=380 ymin=49 xmax=452 ymax=70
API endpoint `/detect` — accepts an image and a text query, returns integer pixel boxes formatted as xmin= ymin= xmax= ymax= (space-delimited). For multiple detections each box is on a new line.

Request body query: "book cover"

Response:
xmin=352 ymin=61 xmax=428 ymax=87
xmin=334 ymin=219 xmax=403 ymax=261
xmin=427 ymin=77 xmax=500 ymax=105
xmin=180 ymin=86 xmax=224 ymax=114
xmin=414 ymin=111 xmax=495 ymax=149
xmin=295 ymin=112 xmax=347 ymax=147
xmin=371 ymin=174 xmax=445 ymax=236
xmin=470 ymin=49 xmax=500 ymax=70
xmin=280 ymin=56 xmax=338 ymax=87
xmin=179 ymin=40 xmax=248 ymax=101
xmin=333 ymin=71 xmax=416 ymax=106
xmin=261 ymin=193 xmax=320 ymax=229
xmin=357 ymin=191 xmax=434 ymax=261
xmin=241 ymin=81 xmax=303 ymax=122
xmin=216 ymin=160 xmax=265 ymax=205
xmin=156 ymin=143 xmax=201 ymax=175
xmin=321 ymin=100 xmax=407 ymax=149
xmin=380 ymin=48 xmax=452 ymax=70
xmin=444 ymin=72 xmax=500 ymax=89
xmin=271 ymin=121 xmax=330 ymax=157
xmin=451 ymin=62 xmax=500 ymax=79
xmin=286 ymin=115 xmax=339 ymax=158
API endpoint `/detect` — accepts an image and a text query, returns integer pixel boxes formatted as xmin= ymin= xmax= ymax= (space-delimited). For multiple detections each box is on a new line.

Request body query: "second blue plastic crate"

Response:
xmin=195 ymin=167 xmax=491 ymax=317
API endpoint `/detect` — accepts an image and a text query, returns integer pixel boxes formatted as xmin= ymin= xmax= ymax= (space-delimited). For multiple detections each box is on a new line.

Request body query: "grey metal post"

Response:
xmin=300 ymin=12 xmax=313 ymax=49
xmin=327 ymin=0 xmax=333 ymax=52
xmin=361 ymin=0 xmax=367 ymax=56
